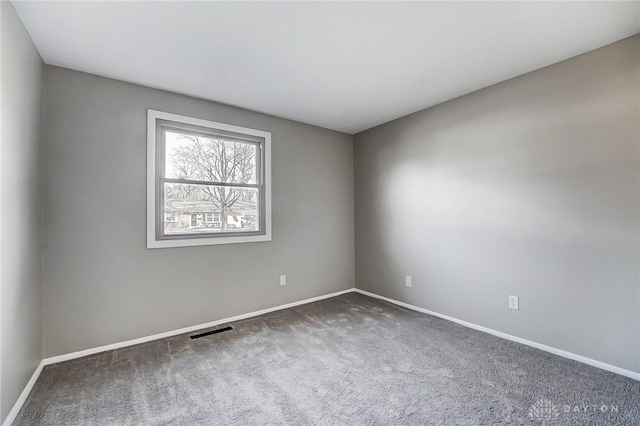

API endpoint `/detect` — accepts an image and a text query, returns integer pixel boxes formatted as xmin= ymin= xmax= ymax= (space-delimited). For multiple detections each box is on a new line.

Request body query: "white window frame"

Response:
xmin=147 ymin=109 xmax=271 ymax=249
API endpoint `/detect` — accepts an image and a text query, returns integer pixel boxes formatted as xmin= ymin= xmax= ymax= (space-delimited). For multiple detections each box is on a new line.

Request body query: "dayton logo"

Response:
xmin=529 ymin=398 xmax=560 ymax=425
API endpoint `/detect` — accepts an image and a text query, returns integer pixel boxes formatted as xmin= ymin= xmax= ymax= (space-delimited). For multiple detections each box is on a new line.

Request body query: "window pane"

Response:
xmin=165 ymin=130 xmax=257 ymax=184
xmin=164 ymin=182 xmax=259 ymax=235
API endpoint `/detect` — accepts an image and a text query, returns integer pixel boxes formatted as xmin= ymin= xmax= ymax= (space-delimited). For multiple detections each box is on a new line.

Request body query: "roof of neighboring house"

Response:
xmin=164 ymin=199 xmax=257 ymax=215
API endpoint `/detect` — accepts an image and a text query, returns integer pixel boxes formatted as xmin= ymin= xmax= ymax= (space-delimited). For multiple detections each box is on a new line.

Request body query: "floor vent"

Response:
xmin=190 ymin=326 xmax=233 ymax=339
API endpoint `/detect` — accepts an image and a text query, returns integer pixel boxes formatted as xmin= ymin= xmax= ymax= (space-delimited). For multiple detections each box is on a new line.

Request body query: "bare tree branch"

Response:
xmin=167 ymin=135 xmax=257 ymax=230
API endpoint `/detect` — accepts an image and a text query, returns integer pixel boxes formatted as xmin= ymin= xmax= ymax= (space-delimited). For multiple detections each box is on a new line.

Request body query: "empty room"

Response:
xmin=1 ymin=1 xmax=639 ymax=425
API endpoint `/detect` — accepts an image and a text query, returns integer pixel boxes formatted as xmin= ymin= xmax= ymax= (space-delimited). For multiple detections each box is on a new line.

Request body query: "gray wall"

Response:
xmin=42 ymin=66 xmax=354 ymax=357
xmin=1 ymin=2 xmax=44 ymax=422
xmin=354 ymin=35 xmax=640 ymax=373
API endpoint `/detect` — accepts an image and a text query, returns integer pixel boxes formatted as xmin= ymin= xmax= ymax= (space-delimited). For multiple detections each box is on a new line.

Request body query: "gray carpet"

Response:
xmin=14 ymin=293 xmax=640 ymax=425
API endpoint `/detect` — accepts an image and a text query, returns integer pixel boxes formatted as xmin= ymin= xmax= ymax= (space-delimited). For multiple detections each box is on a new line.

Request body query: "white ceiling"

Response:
xmin=13 ymin=1 xmax=640 ymax=134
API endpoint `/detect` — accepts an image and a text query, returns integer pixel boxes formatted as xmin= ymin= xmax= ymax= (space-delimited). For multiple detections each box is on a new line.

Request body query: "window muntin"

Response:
xmin=147 ymin=110 xmax=271 ymax=248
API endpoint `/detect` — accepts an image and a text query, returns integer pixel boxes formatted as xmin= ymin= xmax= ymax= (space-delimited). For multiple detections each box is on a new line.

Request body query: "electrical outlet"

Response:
xmin=508 ymin=295 xmax=519 ymax=310
xmin=405 ymin=276 xmax=412 ymax=288
xmin=280 ymin=275 xmax=286 ymax=286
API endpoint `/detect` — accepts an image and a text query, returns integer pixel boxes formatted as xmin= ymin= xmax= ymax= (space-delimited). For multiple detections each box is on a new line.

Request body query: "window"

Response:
xmin=147 ymin=110 xmax=271 ymax=248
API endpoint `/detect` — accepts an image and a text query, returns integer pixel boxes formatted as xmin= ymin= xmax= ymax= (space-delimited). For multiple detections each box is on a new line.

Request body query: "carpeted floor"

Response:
xmin=14 ymin=293 xmax=640 ymax=425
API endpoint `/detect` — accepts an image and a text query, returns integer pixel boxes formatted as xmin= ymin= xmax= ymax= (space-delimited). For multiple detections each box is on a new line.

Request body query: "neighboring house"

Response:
xmin=164 ymin=199 xmax=258 ymax=233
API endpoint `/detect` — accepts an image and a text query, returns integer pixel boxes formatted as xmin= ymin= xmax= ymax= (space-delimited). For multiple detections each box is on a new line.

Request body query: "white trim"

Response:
xmin=354 ymin=289 xmax=640 ymax=381
xmin=3 ymin=361 xmax=45 ymax=426
xmin=43 ymin=288 xmax=355 ymax=365
xmin=7 ymin=287 xmax=637 ymax=425
xmin=4 ymin=289 xmax=353 ymax=424
xmin=146 ymin=109 xmax=156 ymax=246
xmin=41 ymin=287 xmax=640 ymax=380
xmin=146 ymin=109 xmax=272 ymax=249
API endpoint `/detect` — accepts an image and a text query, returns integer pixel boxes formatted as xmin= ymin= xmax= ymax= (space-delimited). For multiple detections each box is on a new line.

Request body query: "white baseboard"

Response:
xmin=3 ymin=288 xmax=355 ymax=425
xmin=6 ymin=286 xmax=638 ymax=425
xmin=3 ymin=361 xmax=45 ymax=426
xmin=354 ymin=288 xmax=640 ymax=381
xmin=43 ymin=288 xmax=356 ymax=365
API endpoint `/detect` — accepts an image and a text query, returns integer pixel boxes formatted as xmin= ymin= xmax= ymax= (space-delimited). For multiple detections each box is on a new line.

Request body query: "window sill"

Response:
xmin=147 ymin=233 xmax=272 ymax=249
